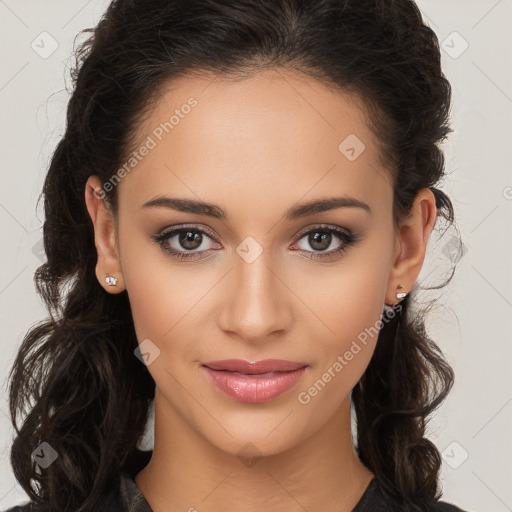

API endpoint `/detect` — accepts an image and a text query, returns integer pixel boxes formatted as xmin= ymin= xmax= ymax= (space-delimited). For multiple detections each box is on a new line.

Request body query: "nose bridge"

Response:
xmin=218 ymin=246 xmax=289 ymax=341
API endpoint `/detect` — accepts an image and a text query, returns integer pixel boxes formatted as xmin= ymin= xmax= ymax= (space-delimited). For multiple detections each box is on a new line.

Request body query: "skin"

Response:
xmin=84 ymin=67 xmax=437 ymax=512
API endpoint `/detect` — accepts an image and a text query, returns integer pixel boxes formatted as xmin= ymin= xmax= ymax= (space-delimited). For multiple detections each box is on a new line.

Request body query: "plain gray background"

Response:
xmin=1 ymin=1 xmax=511 ymax=510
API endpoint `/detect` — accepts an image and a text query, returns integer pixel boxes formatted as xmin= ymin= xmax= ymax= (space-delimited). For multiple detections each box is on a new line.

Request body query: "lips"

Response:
xmin=200 ymin=359 xmax=309 ymax=403
xmin=201 ymin=359 xmax=308 ymax=374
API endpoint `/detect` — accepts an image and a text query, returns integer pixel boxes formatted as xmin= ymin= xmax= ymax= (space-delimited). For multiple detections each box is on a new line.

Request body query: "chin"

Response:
xmin=196 ymin=411 xmax=317 ymax=462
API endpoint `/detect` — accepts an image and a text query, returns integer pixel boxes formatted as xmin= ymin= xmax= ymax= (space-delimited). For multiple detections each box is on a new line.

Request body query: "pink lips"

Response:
xmin=201 ymin=359 xmax=309 ymax=403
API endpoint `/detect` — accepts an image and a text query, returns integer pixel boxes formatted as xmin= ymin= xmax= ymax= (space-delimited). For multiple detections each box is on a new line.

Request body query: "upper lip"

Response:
xmin=201 ymin=359 xmax=308 ymax=374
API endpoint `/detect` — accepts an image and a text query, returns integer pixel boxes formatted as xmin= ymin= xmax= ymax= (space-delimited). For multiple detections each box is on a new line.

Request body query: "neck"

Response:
xmin=135 ymin=392 xmax=374 ymax=512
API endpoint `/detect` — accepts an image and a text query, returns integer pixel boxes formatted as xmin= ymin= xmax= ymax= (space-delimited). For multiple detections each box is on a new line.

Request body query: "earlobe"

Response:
xmin=84 ymin=175 xmax=126 ymax=294
xmin=100 ymin=272 xmax=126 ymax=294
xmin=384 ymin=283 xmax=410 ymax=308
xmin=384 ymin=188 xmax=437 ymax=306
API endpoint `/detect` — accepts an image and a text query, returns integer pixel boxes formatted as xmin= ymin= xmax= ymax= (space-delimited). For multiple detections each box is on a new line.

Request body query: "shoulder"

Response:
xmin=2 ymin=504 xmax=36 ymax=512
xmin=436 ymin=501 xmax=469 ymax=512
xmin=353 ymin=477 xmax=470 ymax=512
xmin=2 ymin=494 xmax=127 ymax=512
xmin=1 ymin=451 xmax=153 ymax=512
xmin=1 ymin=485 xmax=126 ymax=512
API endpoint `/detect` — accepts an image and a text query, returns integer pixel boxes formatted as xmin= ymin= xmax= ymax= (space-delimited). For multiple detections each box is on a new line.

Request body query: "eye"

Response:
xmin=290 ymin=224 xmax=361 ymax=260
xmin=152 ymin=225 xmax=221 ymax=261
xmin=152 ymin=223 xmax=362 ymax=262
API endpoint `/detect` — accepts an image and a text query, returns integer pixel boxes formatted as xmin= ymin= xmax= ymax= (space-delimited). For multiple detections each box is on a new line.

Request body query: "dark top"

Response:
xmin=3 ymin=449 xmax=469 ymax=512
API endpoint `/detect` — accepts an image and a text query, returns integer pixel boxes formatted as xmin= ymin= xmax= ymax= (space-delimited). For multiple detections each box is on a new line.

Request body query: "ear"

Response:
xmin=84 ymin=175 xmax=126 ymax=294
xmin=385 ymin=188 xmax=437 ymax=306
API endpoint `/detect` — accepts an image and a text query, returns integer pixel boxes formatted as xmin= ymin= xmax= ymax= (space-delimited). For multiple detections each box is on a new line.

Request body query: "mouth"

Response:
xmin=200 ymin=359 xmax=309 ymax=403
xmin=201 ymin=358 xmax=308 ymax=374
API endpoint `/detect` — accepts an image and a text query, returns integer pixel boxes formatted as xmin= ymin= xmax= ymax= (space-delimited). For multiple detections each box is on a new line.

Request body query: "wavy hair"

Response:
xmin=7 ymin=0 xmax=463 ymax=510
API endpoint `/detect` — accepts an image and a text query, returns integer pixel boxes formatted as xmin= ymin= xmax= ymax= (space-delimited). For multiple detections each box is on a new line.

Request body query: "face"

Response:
xmin=89 ymin=68 xmax=406 ymax=458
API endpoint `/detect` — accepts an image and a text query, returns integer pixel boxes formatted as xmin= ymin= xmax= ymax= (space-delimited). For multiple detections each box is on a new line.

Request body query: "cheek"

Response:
xmin=294 ymin=296 xmax=384 ymax=413
xmin=296 ymin=246 xmax=392 ymax=396
xmin=120 ymin=234 xmax=218 ymax=365
xmin=120 ymin=233 xmax=180 ymax=340
xmin=297 ymin=249 xmax=389 ymax=341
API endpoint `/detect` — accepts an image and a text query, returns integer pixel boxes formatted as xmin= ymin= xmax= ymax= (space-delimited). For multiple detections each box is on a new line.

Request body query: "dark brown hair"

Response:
xmin=8 ymin=0 xmax=463 ymax=511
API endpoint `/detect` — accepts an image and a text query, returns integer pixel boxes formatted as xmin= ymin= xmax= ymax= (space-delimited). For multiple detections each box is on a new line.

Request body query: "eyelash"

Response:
xmin=151 ymin=223 xmax=362 ymax=262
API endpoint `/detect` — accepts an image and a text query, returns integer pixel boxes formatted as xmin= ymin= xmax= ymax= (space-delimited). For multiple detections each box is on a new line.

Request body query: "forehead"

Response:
xmin=119 ymin=68 xmax=391 ymax=212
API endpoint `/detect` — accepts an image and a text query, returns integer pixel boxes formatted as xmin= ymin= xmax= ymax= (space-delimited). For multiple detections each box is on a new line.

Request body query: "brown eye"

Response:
xmin=152 ymin=225 xmax=221 ymax=261
xmin=291 ymin=224 xmax=362 ymax=260
xmin=177 ymin=230 xmax=203 ymax=250
xmin=307 ymin=230 xmax=333 ymax=252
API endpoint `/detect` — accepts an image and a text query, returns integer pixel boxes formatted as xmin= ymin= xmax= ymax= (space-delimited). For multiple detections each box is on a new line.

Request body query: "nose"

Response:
xmin=217 ymin=250 xmax=292 ymax=345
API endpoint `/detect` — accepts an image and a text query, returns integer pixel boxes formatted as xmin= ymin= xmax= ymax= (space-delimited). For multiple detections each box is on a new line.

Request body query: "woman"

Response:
xmin=5 ymin=0 xmax=468 ymax=511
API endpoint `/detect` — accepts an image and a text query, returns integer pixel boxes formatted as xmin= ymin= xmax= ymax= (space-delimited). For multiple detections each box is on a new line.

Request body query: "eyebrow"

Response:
xmin=141 ymin=195 xmax=371 ymax=220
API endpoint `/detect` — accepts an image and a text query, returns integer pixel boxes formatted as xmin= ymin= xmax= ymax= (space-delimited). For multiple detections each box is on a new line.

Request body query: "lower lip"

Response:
xmin=201 ymin=366 xmax=308 ymax=403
